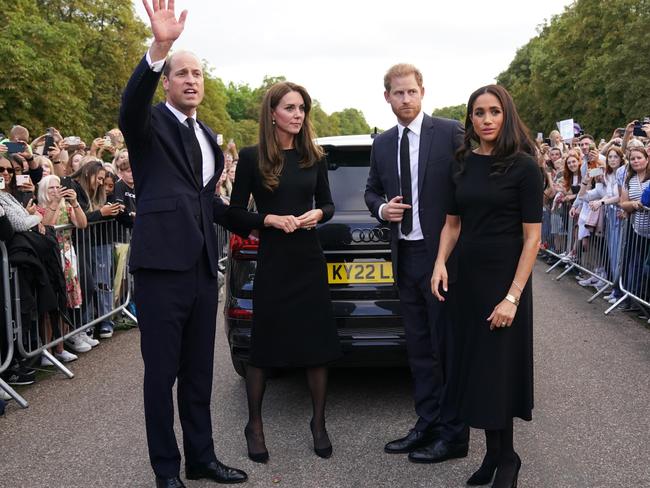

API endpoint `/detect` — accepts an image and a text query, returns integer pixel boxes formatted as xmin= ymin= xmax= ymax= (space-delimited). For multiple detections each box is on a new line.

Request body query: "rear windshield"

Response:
xmin=324 ymin=146 xmax=371 ymax=212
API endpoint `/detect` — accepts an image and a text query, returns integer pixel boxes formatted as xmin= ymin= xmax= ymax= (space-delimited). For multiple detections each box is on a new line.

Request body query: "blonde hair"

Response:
xmin=37 ymin=174 xmax=62 ymax=207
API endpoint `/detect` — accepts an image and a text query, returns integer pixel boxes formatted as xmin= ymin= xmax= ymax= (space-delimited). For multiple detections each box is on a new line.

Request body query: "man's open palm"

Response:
xmin=142 ymin=0 xmax=188 ymax=43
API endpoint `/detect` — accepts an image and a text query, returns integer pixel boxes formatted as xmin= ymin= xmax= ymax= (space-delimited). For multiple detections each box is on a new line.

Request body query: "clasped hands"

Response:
xmin=431 ymin=261 xmax=516 ymax=330
xmin=264 ymin=209 xmax=323 ymax=233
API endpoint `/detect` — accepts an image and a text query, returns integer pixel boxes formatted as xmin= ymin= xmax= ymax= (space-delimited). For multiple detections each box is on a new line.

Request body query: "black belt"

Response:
xmin=398 ymin=239 xmax=425 ymax=247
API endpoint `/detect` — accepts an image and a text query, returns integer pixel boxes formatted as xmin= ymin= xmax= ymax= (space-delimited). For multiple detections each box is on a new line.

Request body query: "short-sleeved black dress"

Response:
xmin=447 ymin=152 xmax=543 ymax=430
xmin=228 ymin=146 xmax=342 ymax=368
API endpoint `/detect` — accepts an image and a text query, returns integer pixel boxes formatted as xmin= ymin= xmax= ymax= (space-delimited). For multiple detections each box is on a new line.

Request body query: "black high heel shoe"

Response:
xmin=491 ymin=453 xmax=521 ymax=488
xmin=244 ymin=424 xmax=269 ymax=463
xmin=466 ymin=457 xmax=498 ymax=485
xmin=309 ymin=419 xmax=332 ymax=459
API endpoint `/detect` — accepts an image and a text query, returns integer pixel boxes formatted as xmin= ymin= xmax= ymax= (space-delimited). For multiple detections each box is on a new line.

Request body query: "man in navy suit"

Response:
xmin=119 ymin=2 xmax=247 ymax=486
xmin=365 ymin=64 xmax=468 ymax=464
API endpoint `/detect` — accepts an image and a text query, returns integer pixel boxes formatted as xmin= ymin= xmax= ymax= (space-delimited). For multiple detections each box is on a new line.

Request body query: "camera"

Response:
xmin=633 ymin=120 xmax=647 ymax=137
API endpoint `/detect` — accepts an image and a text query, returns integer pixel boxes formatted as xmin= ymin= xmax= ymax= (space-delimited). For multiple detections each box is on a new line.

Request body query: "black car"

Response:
xmin=224 ymin=135 xmax=405 ymax=377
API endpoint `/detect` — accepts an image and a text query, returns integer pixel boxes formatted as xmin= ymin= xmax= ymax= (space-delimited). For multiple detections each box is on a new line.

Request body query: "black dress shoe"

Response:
xmin=186 ymin=460 xmax=248 ymax=484
xmin=408 ymin=438 xmax=469 ymax=464
xmin=384 ymin=428 xmax=435 ymax=454
xmin=155 ymin=476 xmax=186 ymax=488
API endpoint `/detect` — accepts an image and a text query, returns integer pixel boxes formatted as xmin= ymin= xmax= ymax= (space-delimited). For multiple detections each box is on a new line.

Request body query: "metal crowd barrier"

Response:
xmin=1 ymin=219 xmax=135 ymax=409
xmin=541 ymin=200 xmax=650 ymax=318
xmin=1 ymin=241 xmax=28 ymax=408
xmin=609 ymin=207 xmax=650 ymax=317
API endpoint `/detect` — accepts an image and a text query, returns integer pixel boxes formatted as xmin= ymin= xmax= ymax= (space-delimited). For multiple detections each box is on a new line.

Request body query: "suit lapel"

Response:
xmin=387 ymin=126 xmax=400 ymax=197
xmin=197 ymin=119 xmax=224 ymax=190
xmin=418 ymin=114 xmax=434 ymax=197
xmin=157 ymin=103 xmax=201 ymax=189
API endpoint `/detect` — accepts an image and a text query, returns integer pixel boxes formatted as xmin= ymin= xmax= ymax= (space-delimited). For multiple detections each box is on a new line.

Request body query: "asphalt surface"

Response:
xmin=1 ymin=262 xmax=649 ymax=488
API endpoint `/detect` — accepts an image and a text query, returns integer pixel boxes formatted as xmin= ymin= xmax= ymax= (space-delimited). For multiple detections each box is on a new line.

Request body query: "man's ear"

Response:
xmin=162 ymin=75 xmax=170 ymax=92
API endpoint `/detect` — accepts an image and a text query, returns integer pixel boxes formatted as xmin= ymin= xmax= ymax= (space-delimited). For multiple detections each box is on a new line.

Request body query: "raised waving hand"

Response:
xmin=142 ymin=0 xmax=188 ymax=58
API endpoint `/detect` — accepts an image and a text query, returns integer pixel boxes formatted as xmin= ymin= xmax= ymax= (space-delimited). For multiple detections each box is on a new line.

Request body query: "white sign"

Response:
xmin=557 ymin=119 xmax=574 ymax=142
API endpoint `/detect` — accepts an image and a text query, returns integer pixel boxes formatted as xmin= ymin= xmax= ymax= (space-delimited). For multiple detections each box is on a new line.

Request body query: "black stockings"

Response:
xmin=491 ymin=418 xmax=521 ymax=488
xmin=244 ymin=366 xmax=331 ymax=452
xmin=244 ymin=365 xmax=267 ymax=454
xmin=306 ymin=366 xmax=331 ymax=450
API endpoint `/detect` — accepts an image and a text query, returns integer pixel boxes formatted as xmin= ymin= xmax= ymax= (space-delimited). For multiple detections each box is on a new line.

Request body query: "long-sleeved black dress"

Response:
xmin=228 ymin=146 xmax=342 ymax=367
xmin=447 ymin=152 xmax=542 ymax=430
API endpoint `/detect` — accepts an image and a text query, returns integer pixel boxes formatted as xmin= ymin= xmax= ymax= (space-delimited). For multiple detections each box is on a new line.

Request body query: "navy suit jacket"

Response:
xmin=119 ymin=56 xmax=244 ymax=276
xmin=364 ymin=114 xmax=463 ymax=283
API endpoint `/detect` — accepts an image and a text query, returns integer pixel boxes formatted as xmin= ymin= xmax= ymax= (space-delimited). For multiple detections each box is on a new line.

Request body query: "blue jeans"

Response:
xmin=83 ymin=244 xmax=114 ymax=328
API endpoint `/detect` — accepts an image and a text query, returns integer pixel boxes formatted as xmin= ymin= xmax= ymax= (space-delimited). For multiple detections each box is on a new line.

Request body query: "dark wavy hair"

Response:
xmin=258 ymin=82 xmax=324 ymax=191
xmin=455 ymin=84 xmax=536 ymax=180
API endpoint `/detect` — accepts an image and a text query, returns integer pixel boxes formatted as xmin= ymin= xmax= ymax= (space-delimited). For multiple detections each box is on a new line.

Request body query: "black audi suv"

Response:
xmin=224 ymin=135 xmax=405 ymax=376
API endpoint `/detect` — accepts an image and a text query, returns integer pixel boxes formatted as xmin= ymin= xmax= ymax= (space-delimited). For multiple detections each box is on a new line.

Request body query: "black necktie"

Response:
xmin=400 ymin=127 xmax=413 ymax=235
xmin=184 ymin=118 xmax=203 ymax=186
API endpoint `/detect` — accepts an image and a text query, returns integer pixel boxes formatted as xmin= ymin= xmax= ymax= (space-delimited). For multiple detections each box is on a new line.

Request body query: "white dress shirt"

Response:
xmin=146 ymin=50 xmax=215 ymax=186
xmin=379 ymin=111 xmax=425 ymax=241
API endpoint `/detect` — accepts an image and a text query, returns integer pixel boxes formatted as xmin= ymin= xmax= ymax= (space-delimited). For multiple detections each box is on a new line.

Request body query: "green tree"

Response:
xmin=497 ymin=0 xmax=650 ymax=139
xmin=332 ymin=108 xmax=371 ymax=135
xmin=431 ymin=104 xmax=467 ymax=122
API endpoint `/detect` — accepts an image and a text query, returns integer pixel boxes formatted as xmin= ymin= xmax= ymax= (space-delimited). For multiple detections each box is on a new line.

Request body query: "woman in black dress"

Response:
xmin=431 ymin=85 xmax=542 ymax=488
xmin=228 ymin=82 xmax=342 ymax=463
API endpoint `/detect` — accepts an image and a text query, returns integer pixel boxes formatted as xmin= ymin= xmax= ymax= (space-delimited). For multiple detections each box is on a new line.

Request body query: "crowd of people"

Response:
xmin=538 ymin=120 xmax=650 ymax=313
xmin=0 ymin=120 xmax=239 ymax=414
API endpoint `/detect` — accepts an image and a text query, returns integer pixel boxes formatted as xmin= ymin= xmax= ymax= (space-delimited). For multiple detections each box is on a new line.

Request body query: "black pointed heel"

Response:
xmin=466 ymin=461 xmax=498 ymax=485
xmin=310 ymin=419 xmax=332 ymax=459
xmin=491 ymin=453 xmax=521 ymax=488
xmin=244 ymin=424 xmax=269 ymax=463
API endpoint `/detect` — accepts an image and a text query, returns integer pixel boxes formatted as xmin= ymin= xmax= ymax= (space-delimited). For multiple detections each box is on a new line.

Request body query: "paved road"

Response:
xmin=1 ymin=263 xmax=649 ymax=487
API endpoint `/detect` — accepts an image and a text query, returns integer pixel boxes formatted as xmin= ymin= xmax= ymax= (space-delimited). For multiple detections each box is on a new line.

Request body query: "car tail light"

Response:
xmin=230 ymin=234 xmax=259 ymax=260
xmin=227 ymin=307 xmax=253 ymax=320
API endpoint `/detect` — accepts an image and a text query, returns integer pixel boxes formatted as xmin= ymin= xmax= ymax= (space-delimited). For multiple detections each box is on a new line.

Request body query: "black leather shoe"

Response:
xmin=186 ymin=460 xmax=248 ymax=484
xmin=155 ymin=476 xmax=186 ymax=488
xmin=384 ymin=429 xmax=435 ymax=454
xmin=408 ymin=439 xmax=469 ymax=464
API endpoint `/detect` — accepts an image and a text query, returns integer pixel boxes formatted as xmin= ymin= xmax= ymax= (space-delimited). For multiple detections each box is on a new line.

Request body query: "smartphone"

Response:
xmin=103 ymin=136 xmax=113 ymax=148
xmin=633 ymin=121 xmax=646 ymax=137
xmin=0 ymin=178 xmax=5 ymax=190
xmin=16 ymin=174 xmax=31 ymax=186
xmin=544 ymin=138 xmax=551 ymax=146
xmin=4 ymin=142 xmax=25 ymax=154
xmin=216 ymin=134 xmax=224 ymax=145
xmin=60 ymin=177 xmax=73 ymax=190
xmin=588 ymin=168 xmax=604 ymax=177
xmin=43 ymin=134 xmax=55 ymax=154
xmin=615 ymin=127 xmax=625 ymax=137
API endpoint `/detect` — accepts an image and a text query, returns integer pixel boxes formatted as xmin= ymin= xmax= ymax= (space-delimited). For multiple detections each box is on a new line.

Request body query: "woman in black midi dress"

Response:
xmin=431 ymin=85 xmax=542 ymax=488
xmin=228 ymin=82 xmax=341 ymax=464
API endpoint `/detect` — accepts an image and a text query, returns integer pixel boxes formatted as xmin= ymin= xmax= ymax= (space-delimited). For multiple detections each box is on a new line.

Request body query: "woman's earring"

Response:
xmin=272 ymin=119 xmax=276 ymax=125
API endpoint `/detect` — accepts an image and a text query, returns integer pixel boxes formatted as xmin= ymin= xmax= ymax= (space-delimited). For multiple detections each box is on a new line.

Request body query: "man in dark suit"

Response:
xmin=365 ymin=63 xmax=468 ymax=464
xmin=119 ymin=2 xmax=247 ymax=487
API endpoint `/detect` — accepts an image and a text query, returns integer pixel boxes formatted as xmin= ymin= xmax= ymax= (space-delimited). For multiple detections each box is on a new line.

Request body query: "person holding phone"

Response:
xmin=431 ymin=85 xmax=542 ymax=488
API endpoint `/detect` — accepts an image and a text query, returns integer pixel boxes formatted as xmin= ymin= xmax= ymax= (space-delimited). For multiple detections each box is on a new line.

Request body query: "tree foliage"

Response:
xmin=0 ymin=1 xmax=370 ymax=147
xmin=497 ymin=0 xmax=650 ymax=139
xmin=431 ymin=104 xmax=467 ymax=123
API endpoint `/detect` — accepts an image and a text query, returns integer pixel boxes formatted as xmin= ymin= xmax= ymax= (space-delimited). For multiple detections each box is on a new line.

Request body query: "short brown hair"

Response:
xmin=384 ymin=64 xmax=423 ymax=92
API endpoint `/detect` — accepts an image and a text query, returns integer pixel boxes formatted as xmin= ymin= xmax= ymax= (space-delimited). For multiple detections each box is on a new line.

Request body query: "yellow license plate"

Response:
xmin=327 ymin=262 xmax=393 ymax=284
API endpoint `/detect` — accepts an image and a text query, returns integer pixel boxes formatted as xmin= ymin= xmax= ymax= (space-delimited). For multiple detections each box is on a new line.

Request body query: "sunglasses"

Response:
xmin=0 ymin=166 xmax=15 ymax=174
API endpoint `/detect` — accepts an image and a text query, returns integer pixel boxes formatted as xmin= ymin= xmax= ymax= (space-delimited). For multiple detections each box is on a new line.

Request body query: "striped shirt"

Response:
xmin=627 ymin=174 xmax=650 ymax=237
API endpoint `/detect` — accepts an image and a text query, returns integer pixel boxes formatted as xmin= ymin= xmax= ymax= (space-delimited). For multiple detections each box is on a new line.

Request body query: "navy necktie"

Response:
xmin=400 ymin=127 xmax=413 ymax=235
xmin=184 ymin=118 xmax=203 ymax=186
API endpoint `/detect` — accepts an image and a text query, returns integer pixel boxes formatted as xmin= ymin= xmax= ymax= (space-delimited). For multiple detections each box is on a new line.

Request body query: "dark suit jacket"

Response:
xmin=364 ymin=114 xmax=463 ymax=283
xmin=119 ymin=56 xmax=244 ymax=276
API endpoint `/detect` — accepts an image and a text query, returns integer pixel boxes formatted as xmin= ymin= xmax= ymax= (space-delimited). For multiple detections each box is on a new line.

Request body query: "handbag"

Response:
xmin=584 ymin=205 xmax=604 ymax=235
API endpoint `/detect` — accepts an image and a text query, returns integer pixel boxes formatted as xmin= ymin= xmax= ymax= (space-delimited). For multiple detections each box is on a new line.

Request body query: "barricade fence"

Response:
xmin=541 ymin=200 xmax=650 ymax=318
xmin=1 ymin=219 xmax=135 ymax=409
xmin=1 ymin=220 xmax=230 ymax=409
